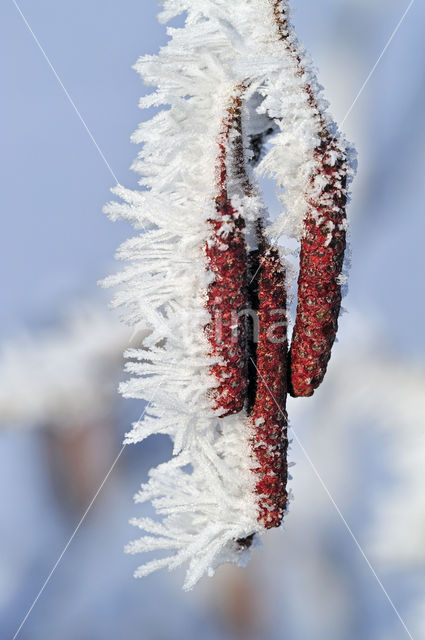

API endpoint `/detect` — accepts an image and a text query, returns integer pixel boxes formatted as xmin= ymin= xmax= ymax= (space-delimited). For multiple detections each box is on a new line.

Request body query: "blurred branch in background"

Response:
xmin=0 ymin=303 xmax=136 ymax=515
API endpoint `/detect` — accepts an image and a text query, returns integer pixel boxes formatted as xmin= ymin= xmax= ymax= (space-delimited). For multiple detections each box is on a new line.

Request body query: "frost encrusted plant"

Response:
xmin=103 ymin=0 xmax=356 ymax=590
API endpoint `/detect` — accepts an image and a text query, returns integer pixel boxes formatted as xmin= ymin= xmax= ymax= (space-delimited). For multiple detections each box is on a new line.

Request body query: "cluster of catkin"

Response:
xmin=205 ymin=89 xmax=289 ymax=530
xmin=204 ymin=6 xmax=349 ymax=531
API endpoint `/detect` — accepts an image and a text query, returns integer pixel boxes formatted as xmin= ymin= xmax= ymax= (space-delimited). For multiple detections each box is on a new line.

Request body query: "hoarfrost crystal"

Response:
xmin=103 ymin=0 xmax=356 ymax=589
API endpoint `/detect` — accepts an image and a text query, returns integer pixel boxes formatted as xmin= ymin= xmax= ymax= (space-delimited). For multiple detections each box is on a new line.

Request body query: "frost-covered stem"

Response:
xmin=271 ymin=0 xmax=349 ymax=397
xmin=249 ymin=226 xmax=288 ymax=528
xmin=205 ymin=88 xmax=249 ymax=416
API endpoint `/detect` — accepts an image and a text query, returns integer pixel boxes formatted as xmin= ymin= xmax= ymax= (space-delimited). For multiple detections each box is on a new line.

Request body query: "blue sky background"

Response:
xmin=1 ymin=1 xmax=424 ymax=639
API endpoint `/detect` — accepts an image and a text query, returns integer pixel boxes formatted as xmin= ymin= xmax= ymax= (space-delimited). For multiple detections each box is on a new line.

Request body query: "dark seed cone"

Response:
xmin=249 ymin=231 xmax=288 ymax=529
xmin=205 ymin=92 xmax=249 ymax=416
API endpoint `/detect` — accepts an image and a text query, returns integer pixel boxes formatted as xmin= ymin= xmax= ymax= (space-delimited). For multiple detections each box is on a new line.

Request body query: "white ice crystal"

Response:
xmin=104 ymin=0 xmax=355 ymax=589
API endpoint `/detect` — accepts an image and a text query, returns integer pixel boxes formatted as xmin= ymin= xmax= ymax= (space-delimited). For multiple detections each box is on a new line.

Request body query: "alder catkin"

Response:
xmin=205 ymin=93 xmax=249 ymax=416
xmin=270 ymin=1 xmax=350 ymax=397
xmin=249 ymin=230 xmax=288 ymax=529
xmin=289 ymin=142 xmax=348 ymax=397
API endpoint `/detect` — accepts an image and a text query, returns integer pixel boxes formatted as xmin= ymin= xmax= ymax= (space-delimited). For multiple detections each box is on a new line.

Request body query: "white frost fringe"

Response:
xmin=103 ymin=0 xmax=355 ymax=589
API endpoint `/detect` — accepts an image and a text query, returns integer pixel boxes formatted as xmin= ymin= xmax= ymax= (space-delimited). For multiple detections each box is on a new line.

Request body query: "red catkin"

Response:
xmin=249 ymin=231 xmax=288 ymax=529
xmin=290 ymin=143 xmax=347 ymax=397
xmin=271 ymin=0 xmax=349 ymax=397
xmin=206 ymin=86 xmax=289 ymax=530
xmin=205 ymin=92 xmax=248 ymax=417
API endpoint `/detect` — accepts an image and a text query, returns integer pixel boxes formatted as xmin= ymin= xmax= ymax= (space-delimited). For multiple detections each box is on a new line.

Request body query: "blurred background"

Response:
xmin=1 ymin=1 xmax=424 ymax=638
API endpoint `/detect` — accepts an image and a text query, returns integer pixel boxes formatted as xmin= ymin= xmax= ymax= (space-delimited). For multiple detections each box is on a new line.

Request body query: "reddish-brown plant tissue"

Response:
xmin=272 ymin=0 xmax=349 ymax=397
xmin=249 ymin=232 xmax=288 ymax=529
xmin=289 ymin=143 xmax=347 ymax=397
xmin=205 ymin=93 xmax=248 ymax=417
xmin=205 ymin=89 xmax=289 ymax=530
